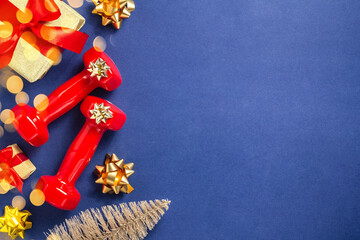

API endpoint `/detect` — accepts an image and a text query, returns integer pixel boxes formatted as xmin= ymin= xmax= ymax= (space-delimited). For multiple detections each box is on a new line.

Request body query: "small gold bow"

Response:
xmin=95 ymin=153 xmax=134 ymax=194
xmin=0 ymin=206 xmax=32 ymax=239
xmin=92 ymin=0 xmax=135 ymax=29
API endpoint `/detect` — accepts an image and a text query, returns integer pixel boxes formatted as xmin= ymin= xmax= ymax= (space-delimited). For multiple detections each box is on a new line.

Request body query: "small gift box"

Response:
xmin=0 ymin=0 xmax=88 ymax=82
xmin=0 ymin=144 xmax=35 ymax=193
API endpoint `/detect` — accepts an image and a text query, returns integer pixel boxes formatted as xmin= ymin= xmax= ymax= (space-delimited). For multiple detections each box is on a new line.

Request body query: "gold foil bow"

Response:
xmin=0 ymin=206 xmax=32 ymax=239
xmin=92 ymin=0 xmax=135 ymax=29
xmin=95 ymin=153 xmax=134 ymax=194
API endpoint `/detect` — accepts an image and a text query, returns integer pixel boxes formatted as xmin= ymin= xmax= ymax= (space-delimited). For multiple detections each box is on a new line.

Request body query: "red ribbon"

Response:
xmin=0 ymin=146 xmax=29 ymax=193
xmin=0 ymin=0 xmax=88 ymax=68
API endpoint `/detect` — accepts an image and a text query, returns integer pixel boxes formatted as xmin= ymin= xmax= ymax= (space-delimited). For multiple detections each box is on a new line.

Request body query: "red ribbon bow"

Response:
xmin=0 ymin=146 xmax=28 ymax=193
xmin=0 ymin=0 xmax=88 ymax=68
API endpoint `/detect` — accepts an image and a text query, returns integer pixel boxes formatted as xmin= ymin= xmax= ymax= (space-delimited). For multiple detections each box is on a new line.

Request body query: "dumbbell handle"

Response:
xmin=39 ymin=70 xmax=96 ymax=124
xmin=56 ymin=121 xmax=105 ymax=185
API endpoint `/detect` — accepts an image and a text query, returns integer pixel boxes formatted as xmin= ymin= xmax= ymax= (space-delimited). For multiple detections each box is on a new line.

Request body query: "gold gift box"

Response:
xmin=4 ymin=0 xmax=85 ymax=83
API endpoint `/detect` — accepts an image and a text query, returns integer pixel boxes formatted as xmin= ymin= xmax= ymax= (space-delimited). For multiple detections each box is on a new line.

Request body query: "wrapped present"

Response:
xmin=0 ymin=144 xmax=35 ymax=193
xmin=0 ymin=0 xmax=88 ymax=82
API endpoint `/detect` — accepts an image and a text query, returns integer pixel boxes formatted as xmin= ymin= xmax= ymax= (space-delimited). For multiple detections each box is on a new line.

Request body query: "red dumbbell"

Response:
xmin=35 ymin=96 xmax=126 ymax=210
xmin=12 ymin=47 xmax=122 ymax=147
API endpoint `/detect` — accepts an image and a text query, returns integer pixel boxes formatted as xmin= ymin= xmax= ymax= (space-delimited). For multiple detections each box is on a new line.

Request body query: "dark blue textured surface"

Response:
xmin=2 ymin=0 xmax=360 ymax=239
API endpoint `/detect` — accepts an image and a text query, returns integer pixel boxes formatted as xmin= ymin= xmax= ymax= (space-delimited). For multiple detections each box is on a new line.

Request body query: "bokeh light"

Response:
xmin=2 ymin=233 xmax=13 ymax=240
xmin=67 ymin=0 xmax=84 ymax=8
xmin=40 ymin=25 xmax=56 ymax=41
xmin=34 ymin=94 xmax=49 ymax=111
xmin=15 ymin=91 xmax=29 ymax=105
xmin=46 ymin=47 xmax=62 ymax=66
xmin=0 ymin=109 xmax=15 ymax=124
xmin=93 ymin=36 xmax=106 ymax=52
xmin=31 ymin=179 xmax=37 ymax=190
xmin=6 ymin=75 xmax=23 ymax=94
xmin=0 ymin=78 xmax=7 ymax=88
xmin=12 ymin=195 xmax=26 ymax=210
xmin=109 ymin=34 xmax=116 ymax=46
xmin=0 ymin=179 xmax=10 ymax=194
xmin=20 ymin=31 xmax=37 ymax=47
xmin=0 ymin=125 xmax=4 ymax=138
xmin=16 ymin=8 xmax=33 ymax=24
xmin=60 ymin=19 xmax=77 ymax=33
xmin=0 ymin=21 xmax=13 ymax=39
xmin=30 ymin=189 xmax=45 ymax=206
xmin=45 ymin=0 xmax=58 ymax=12
xmin=4 ymin=122 xmax=16 ymax=132
xmin=0 ymin=68 xmax=13 ymax=87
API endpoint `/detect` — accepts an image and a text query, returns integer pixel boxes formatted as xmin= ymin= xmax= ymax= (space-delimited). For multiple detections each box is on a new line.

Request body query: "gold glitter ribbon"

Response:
xmin=0 ymin=206 xmax=32 ymax=239
xmin=95 ymin=153 xmax=134 ymax=194
xmin=92 ymin=0 xmax=135 ymax=29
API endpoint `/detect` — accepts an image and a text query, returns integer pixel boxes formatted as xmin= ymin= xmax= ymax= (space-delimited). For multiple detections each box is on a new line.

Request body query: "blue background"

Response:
xmin=2 ymin=0 xmax=360 ymax=239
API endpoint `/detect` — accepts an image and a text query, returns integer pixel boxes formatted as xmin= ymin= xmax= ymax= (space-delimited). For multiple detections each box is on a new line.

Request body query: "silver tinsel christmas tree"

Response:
xmin=45 ymin=199 xmax=171 ymax=240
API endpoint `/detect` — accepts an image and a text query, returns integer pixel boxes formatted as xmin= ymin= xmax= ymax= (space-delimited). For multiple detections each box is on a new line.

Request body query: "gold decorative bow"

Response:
xmin=0 ymin=206 xmax=32 ymax=239
xmin=95 ymin=153 xmax=134 ymax=194
xmin=92 ymin=0 xmax=135 ymax=29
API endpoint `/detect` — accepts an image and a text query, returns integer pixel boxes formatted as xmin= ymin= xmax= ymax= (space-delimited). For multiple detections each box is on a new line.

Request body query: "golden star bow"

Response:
xmin=95 ymin=153 xmax=134 ymax=194
xmin=90 ymin=103 xmax=113 ymax=124
xmin=88 ymin=58 xmax=111 ymax=80
xmin=0 ymin=206 xmax=32 ymax=239
xmin=92 ymin=0 xmax=135 ymax=29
